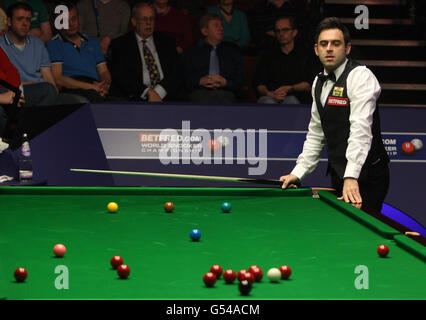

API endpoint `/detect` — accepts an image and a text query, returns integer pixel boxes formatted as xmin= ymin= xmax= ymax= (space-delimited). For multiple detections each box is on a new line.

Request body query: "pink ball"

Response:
xmin=53 ymin=244 xmax=66 ymax=257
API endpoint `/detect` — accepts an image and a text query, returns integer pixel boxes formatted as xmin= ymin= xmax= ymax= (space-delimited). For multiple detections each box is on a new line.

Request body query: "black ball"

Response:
xmin=238 ymin=280 xmax=252 ymax=296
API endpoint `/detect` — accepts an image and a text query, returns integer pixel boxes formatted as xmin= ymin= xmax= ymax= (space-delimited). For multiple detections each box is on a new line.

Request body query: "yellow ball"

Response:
xmin=107 ymin=202 xmax=118 ymax=213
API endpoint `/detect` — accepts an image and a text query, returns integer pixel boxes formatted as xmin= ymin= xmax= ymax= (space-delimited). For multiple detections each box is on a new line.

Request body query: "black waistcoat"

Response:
xmin=314 ymin=59 xmax=389 ymax=179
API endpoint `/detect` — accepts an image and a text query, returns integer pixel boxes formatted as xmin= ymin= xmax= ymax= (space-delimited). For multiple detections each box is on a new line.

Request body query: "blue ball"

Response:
xmin=190 ymin=229 xmax=201 ymax=241
xmin=221 ymin=202 xmax=231 ymax=213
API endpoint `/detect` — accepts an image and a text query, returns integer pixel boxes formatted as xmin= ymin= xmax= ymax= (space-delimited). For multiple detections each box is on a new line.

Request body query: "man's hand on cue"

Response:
xmin=338 ymin=177 xmax=362 ymax=207
xmin=279 ymin=174 xmax=299 ymax=189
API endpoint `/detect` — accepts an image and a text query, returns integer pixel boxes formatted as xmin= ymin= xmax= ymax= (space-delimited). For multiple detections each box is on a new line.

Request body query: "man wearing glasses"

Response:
xmin=110 ymin=2 xmax=180 ymax=102
xmin=254 ymin=16 xmax=319 ymax=104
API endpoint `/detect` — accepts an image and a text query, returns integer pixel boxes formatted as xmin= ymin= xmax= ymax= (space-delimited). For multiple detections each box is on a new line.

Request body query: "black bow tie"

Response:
xmin=318 ymin=72 xmax=336 ymax=83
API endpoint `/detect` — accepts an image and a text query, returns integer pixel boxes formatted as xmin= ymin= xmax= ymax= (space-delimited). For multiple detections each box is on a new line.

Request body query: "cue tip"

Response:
xmin=405 ymin=231 xmax=420 ymax=236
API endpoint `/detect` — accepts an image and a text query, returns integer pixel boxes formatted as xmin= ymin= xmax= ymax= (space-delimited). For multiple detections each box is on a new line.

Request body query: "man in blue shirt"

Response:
xmin=183 ymin=13 xmax=245 ymax=103
xmin=0 ymin=2 xmax=57 ymax=107
xmin=47 ymin=3 xmax=112 ymax=102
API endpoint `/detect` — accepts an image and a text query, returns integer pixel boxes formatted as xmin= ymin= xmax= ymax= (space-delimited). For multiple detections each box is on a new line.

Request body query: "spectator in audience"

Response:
xmin=2 ymin=0 xmax=52 ymax=43
xmin=77 ymin=0 xmax=131 ymax=56
xmin=110 ymin=2 xmax=180 ymax=102
xmin=254 ymin=16 xmax=318 ymax=104
xmin=0 ymin=7 xmax=6 ymax=35
xmin=47 ymin=3 xmax=112 ymax=103
xmin=0 ymin=45 xmax=24 ymax=140
xmin=0 ymin=2 xmax=57 ymax=107
xmin=207 ymin=0 xmax=250 ymax=49
xmin=249 ymin=0 xmax=306 ymax=50
xmin=153 ymin=0 xmax=193 ymax=54
xmin=183 ymin=13 xmax=245 ymax=103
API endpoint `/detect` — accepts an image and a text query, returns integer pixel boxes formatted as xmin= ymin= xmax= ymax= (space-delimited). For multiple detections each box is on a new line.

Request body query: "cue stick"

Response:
xmin=70 ymin=168 xmax=297 ymax=187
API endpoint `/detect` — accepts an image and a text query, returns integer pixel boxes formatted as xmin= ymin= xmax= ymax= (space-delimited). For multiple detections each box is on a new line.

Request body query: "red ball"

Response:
xmin=164 ymin=201 xmax=174 ymax=213
xmin=14 ymin=267 xmax=27 ymax=282
xmin=401 ymin=142 xmax=415 ymax=155
xmin=110 ymin=256 xmax=124 ymax=269
xmin=237 ymin=269 xmax=248 ymax=282
xmin=117 ymin=264 xmax=130 ymax=279
xmin=210 ymin=265 xmax=223 ymax=279
xmin=53 ymin=244 xmax=66 ymax=257
xmin=377 ymin=244 xmax=389 ymax=258
xmin=223 ymin=269 xmax=236 ymax=284
xmin=248 ymin=265 xmax=263 ymax=282
xmin=203 ymin=272 xmax=217 ymax=287
xmin=241 ymin=271 xmax=255 ymax=284
xmin=209 ymin=139 xmax=221 ymax=151
xmin=279 ymin=265 xmax=292 ymax=280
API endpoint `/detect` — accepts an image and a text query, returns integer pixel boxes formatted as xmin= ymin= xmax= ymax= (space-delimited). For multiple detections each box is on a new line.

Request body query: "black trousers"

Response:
xmin=330 ymin=161 xmax=390 ymax=214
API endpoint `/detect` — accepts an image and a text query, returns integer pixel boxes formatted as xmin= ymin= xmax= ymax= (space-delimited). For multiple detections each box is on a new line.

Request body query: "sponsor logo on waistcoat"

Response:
xmin=327 ymin=97 xmax=349 ymax=106
xmin=332 ymin=87 xmax=344 ymax=97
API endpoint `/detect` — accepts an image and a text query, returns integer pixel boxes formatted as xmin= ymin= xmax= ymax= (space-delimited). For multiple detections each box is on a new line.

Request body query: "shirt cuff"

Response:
xmin=153 ymin=84 xmax=167 ymax=99
xmin=140 ymin=87 xmax=150 ymax=100
xmin=343 ymin=162 xmax=363 ymax=180
xmin=19 ymin=84 xmax=24 ymax=98
xmin=290 ymin=164 xmax=309 ymax=182
xmin=140 ymin=85 xmax=167 ymax=100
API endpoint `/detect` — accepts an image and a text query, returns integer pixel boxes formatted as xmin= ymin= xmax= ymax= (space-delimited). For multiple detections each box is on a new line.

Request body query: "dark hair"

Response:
xmin=314 ymin=17 xmax=351 ymax=44
xmin=6 ymin=2 xmax=33 ymax=18
xmin=131 ymin=2 xmax=154 ymax=18
xmin=275 ymin=16 xmax=297 ymax=30
xmin=199 ymin=13 xmax=221 ymax=30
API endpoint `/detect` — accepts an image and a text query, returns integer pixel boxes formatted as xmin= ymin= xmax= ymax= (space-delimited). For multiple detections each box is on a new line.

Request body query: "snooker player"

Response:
xmin=279 ymin=17 xmax=390 ymax=214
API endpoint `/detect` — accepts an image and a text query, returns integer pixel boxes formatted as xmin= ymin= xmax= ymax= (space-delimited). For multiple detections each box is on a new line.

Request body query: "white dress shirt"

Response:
xmin=291 ymin=59 xmax=381 ymax=181
xmin=135 ymin=33 xmax=167 ymax=99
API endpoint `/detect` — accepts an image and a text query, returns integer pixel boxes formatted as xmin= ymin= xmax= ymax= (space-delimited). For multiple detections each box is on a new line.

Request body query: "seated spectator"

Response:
xmin=183 ymin=13 xmax=245 ymax=103
xmin=249 ymin=0 xmax=305 ymax=50
xmin=77 ymin=0 xmax=131 ymax=56
xmin=110 ymin=2 xmax=180 ymax=102
xmin=47 ymin=3 xmax=112 ymax=103
xmin=2 ymin=0 xmax=52 ymax=43
xmin=0 ymin=7 xmax=6 ymax=35
xmin=153 ymin=0 xmax=193 ymax=54
xmin=254 ymin=16 xmax=318 ymax=104
xmin=207 ymin=0 xmax=250 ymax=49
xmin=0 ymin=2 xmax=57 ymax=107
xmin=0 ymin=45 xmax=24 ymax=140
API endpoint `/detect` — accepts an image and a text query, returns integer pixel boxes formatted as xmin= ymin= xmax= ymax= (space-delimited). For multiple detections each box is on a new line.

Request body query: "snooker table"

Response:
xmin=0 ymin=186 xmax=425 ymax=300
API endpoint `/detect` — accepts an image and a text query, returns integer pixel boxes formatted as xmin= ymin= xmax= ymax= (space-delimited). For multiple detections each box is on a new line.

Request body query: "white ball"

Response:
xmin=216 ymin=135 xmax=230 ymax=148
xmin=411 ymin=138 xmax=423 ymax=151
xmin=267 ymin=268 xmax=281 ymax=282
